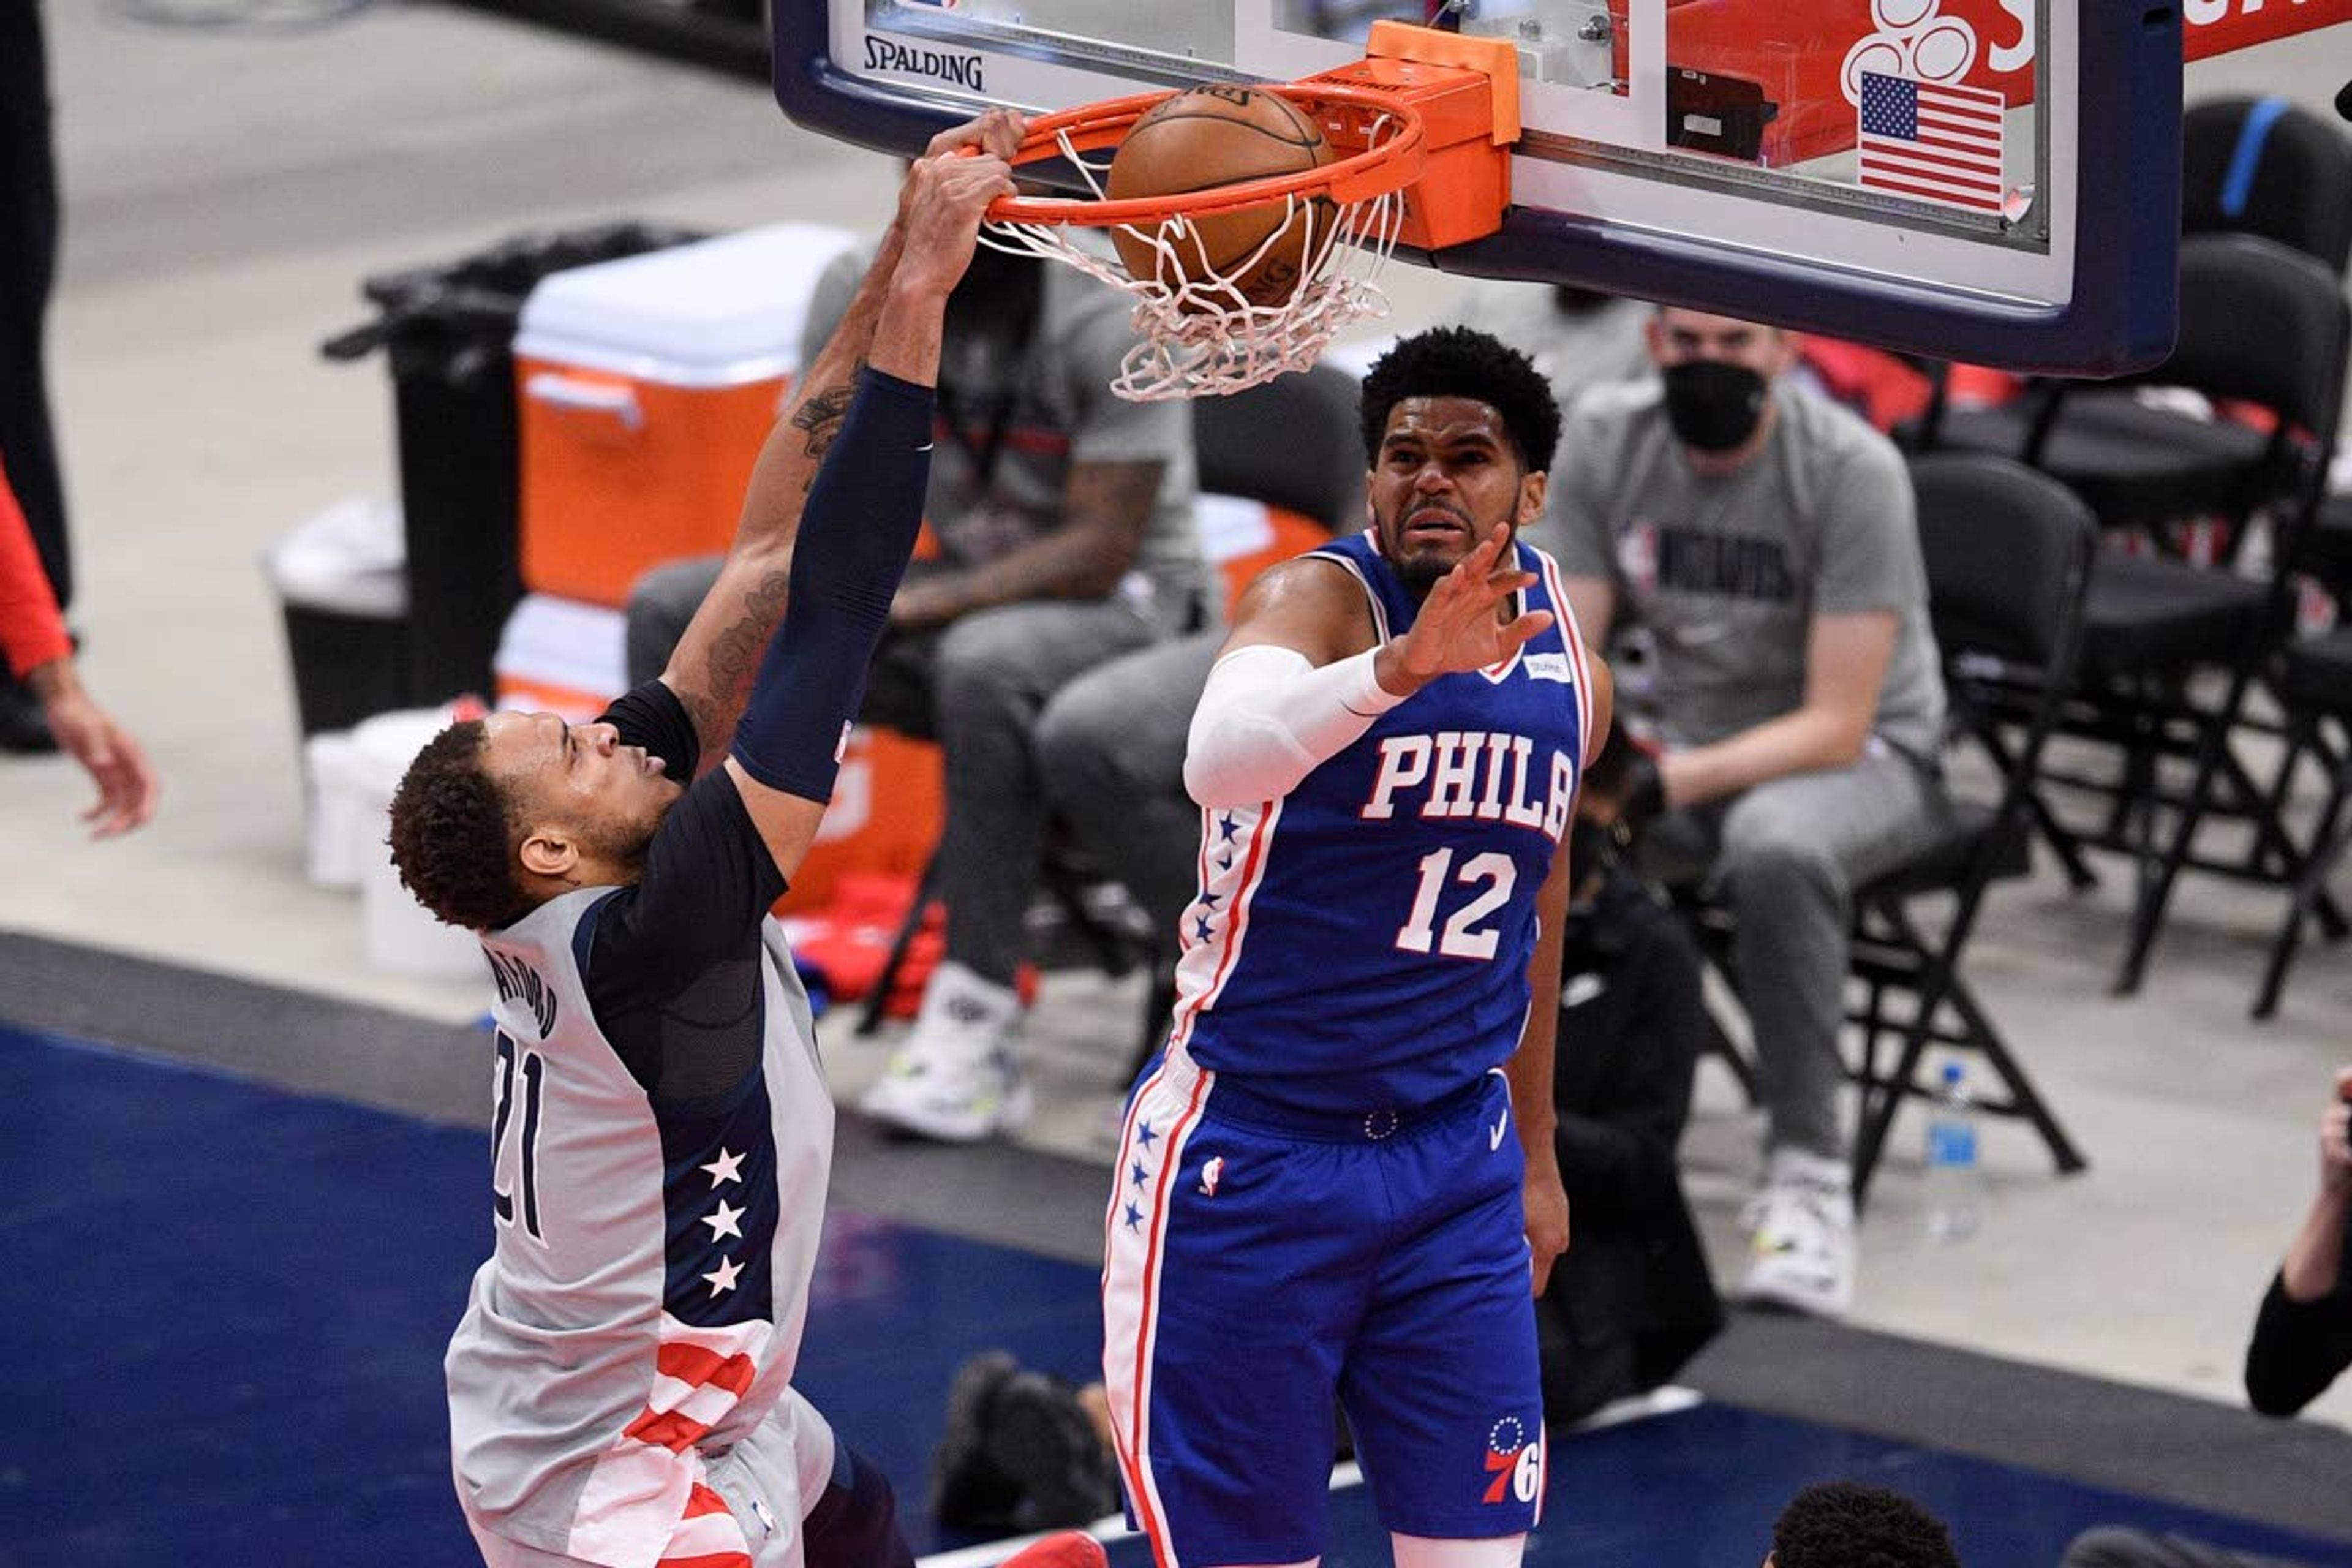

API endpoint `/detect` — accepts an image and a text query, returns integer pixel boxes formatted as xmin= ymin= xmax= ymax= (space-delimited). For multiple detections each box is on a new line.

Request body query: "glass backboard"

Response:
xmin=775 ymin=0 xmax=2185 ymax=374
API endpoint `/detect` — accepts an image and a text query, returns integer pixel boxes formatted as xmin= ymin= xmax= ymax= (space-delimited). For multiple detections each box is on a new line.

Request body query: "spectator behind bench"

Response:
xmin=1535 ymin=306 xmax=1950 ymax=1323
xmin=625 ymin=238 xmax=1208 ymax=1147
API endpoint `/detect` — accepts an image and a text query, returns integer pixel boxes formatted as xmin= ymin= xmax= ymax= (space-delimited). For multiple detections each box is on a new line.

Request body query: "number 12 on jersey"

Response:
xmin=1395 ymin=847 xmax=1517 ymax=960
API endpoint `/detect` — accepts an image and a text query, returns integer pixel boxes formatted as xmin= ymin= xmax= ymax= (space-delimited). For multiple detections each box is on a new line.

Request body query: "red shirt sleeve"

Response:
xmin=0 ymin=457 xmax=70 ymax=680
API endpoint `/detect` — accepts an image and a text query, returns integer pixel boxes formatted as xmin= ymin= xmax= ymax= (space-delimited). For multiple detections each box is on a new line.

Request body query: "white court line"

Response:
xmin=913 ymin=1392 xmax=1706 ymax=1568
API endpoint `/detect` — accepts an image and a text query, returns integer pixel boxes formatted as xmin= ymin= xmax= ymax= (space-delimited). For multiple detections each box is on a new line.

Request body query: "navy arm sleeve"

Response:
xmin=585 ymin=682 xmax=783 ymax=1102
xmin=731 ymin=366 xmax=933 ymax=801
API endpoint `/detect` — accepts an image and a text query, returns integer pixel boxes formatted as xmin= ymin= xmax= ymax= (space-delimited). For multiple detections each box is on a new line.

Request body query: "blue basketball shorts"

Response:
xmin=1099 ymin=1049 xmax=1546 ymax=1568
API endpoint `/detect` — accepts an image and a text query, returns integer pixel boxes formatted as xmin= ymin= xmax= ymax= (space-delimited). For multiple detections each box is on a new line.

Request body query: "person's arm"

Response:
xmin=1185 ymin=528 xmax=1552 ymax=807
xmin=888 ymin=458 xmax=1165 ymax=627
xmin=1514 ymin=818 xmax=1575 ymax=1295
xmin=1657 ymin=436 xmax=1917 ymax=810
xmin=1512 ymin=650 xmax=1610 ymax=1292
xmin=2245 ymin=1067 xmax=2352 ymax=1416
xmin=660 ymin=111 xmax=1023 ymax=758
xmin=2281 ymin=1071 xmax=2350 ymax=1303
xmin=721 ymin=142 xmax=1017 ymax=884
xmin=0 ymin=459 xmax=157 ymax=836
xmin=1656 ymin=608 xmax=1896 ymax=809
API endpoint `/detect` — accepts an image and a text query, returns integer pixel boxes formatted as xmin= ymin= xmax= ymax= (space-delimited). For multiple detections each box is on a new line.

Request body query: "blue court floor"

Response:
xmin=3 ymin=1025 xmax=2347 ymax=1568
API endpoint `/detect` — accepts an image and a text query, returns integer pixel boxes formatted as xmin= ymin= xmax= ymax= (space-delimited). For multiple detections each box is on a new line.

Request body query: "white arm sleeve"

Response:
xmin=1183 ymin=644 xmax=1407 ymax=808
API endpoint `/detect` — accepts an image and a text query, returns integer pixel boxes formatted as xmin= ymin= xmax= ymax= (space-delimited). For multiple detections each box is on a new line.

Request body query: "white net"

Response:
xmin=982 ymin=111 xmax=1411 ymax=401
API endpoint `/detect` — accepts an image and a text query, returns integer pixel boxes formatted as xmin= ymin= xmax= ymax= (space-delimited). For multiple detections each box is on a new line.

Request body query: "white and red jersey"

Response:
xmin=446 ymin=891 xmax=835 ymax=1568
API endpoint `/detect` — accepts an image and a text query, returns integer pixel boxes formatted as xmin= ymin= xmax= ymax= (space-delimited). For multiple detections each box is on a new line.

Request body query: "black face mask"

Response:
xmin=1661 ymin=359 xmax=1769 ymax=453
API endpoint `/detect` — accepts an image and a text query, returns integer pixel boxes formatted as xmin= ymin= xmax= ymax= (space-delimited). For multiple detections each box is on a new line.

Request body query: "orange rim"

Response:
xmin=986 ymin=81 xmax=1426 ymax=227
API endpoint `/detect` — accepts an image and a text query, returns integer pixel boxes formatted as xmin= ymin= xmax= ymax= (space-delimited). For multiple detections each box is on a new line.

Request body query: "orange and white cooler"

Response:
xmin=512 ymin=221 xmax=861 ymax=608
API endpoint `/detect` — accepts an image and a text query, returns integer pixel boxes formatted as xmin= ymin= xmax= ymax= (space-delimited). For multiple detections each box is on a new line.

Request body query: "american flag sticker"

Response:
xmin=1856 ymin=70 xmax=2006 ymax=214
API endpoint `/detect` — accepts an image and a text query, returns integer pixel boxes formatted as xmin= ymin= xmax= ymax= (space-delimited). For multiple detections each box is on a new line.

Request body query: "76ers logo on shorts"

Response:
xmin=1480 ymin=1416 xmax=1542 ymax=1507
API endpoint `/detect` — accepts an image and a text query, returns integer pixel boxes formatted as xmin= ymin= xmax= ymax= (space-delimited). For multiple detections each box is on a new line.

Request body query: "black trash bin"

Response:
xmin=322 ymin=221 xmax=707 ymax=707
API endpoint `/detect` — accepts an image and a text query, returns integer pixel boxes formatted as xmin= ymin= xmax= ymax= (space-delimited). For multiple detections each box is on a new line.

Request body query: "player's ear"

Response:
xmin=1516 ymin=469 xmax=1547 ymax=529
xmin=517 ymin=824 xmax=578 ymax=880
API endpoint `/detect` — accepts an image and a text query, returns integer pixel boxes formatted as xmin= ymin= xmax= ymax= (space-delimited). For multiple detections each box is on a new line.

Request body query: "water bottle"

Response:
xmin=1923 ymin=1061 xmax=1983 ymax=1242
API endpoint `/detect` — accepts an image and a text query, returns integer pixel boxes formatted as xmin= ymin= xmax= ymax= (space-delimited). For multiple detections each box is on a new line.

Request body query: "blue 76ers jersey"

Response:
xmin=1169 ymin=530 xmax=1593 ymax=1114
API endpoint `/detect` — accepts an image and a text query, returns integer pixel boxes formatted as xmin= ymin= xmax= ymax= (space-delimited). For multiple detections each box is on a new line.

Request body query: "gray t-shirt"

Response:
xmin=1532 ymin=378 xmax=1945 ymax=761
xmin=801 ymin=245 xmax=1208 ymax=632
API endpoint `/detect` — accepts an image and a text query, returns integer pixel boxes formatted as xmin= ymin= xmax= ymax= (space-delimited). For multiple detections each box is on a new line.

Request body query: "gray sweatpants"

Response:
xmin=627 ymin=556 xmax=1166 ymax=986
xmin=1640 ymin=746 xmax=1951 ymax=1162
xmin=1036 ymin=631 xmax=1224 ymax=949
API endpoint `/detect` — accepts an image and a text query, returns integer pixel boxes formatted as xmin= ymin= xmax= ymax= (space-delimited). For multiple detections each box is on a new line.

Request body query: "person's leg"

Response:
xmin=861 ymin=598 xmax=1157 ymax=1141
xmin=1390 ymin=1536 xmax=1531 ymax=1568
xmin=1342 ymin=1075 xmax=1544 ymax=1548
xmin=1716 ymin=753 xmax=1948 ymax=1162
xmin=1101 ymin=1065 xmax=1355 ymax=1568
xmin=801 ymin=1447 xmax=916 ymax=1568
xmin=929 ymin=600 xmax=1159 ymax=985
xmin=0 ymin=0 xmax=68 ymax=611
xmin=1035 ymin=631 xmax=1221 ymax=945
xmin=1713 ymin=752 xmax=1948 ymax=1317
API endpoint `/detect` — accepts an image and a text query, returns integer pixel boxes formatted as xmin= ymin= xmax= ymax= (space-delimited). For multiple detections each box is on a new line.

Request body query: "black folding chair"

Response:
xmin=2252 ymin=495 xmax=2352 ymax=1017
xmin=1842 ymin=454 xmax=2101 ymax=1204
xmin=1931 ymin=235 xmax=2351 ymax=993
xmin=2183 ymin=95 xmax=2352 ymax=277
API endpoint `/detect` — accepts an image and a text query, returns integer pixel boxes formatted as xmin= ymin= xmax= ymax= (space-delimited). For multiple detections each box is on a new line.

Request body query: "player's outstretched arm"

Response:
xmin=1183 ymin=527 xmax=1545 ymax=809
xmin=660 ymin=110 xmax=1025 ymax=758
xmin=719 ymin=143 xmax=1017 ymax=884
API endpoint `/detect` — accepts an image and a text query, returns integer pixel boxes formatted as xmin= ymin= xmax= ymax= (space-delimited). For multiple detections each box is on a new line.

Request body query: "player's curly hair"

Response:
xmin=1771 ymin=1482 xmax=1962 ymax=1568
xmin=1358 ymin=325 xmax=1563 ymax=474
xmin=386 ymin=720 xmax=529 ymax=932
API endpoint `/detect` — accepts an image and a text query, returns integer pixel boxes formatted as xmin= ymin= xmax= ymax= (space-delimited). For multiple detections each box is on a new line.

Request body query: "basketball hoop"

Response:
xmin=979 ymin=83 xmax=1427 ymax=400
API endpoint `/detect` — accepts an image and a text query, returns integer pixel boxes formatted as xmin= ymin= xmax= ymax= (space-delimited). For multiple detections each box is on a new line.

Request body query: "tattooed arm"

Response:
xmin=658 ymin=110 xmax=1024 ymax=756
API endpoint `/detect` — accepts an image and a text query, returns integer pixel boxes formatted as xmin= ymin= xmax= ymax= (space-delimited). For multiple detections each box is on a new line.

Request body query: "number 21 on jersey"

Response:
xmin=492 ymin=1031 xmax=548 ymax=1242
xmin=1395 ymin=847 xmax=1517 ymax=960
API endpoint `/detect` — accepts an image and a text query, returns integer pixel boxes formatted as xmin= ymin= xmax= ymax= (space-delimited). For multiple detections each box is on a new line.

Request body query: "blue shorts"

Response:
xmin=1100 ymin=1049 xmax=1545 ymax=1568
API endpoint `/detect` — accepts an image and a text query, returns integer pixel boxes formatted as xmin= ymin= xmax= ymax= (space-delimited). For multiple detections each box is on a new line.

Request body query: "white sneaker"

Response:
xmin=859 ymin=962 xmax=1032 ymax=1143
xmin=1740 ymin=1148 xmax=1856 ymax=1320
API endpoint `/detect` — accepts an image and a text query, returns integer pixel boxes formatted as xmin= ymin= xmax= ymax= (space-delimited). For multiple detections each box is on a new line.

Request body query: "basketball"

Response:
xmin=1106 ymin=85 xmax=1337 ymax=310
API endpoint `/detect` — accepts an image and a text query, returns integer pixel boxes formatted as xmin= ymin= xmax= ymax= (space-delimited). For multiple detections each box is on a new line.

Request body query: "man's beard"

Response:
xmin=578 ymin=802 xmax=662 ymax=881
xmin=1393 ymin=551 xmax=1450 ymax=597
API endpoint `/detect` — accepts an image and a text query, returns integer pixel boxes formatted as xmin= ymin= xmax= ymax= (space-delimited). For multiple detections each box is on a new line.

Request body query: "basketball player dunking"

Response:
xmin=385 ymin=117 xmax=1094 ymax=1568
xmin=1102 ymin=327 xmax=1610 ymax=1568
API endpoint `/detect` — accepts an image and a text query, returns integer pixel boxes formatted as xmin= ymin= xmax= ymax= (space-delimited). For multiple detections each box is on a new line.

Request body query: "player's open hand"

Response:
xmin=1376 ymin=526 xmax=1551 ymax=696
xmin=893 ymin=145 xmax=1019 ymax=300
